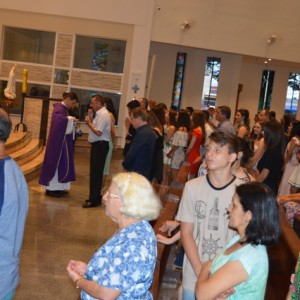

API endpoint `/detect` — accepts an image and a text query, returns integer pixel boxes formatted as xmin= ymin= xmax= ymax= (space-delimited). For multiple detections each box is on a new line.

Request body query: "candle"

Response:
xmin=22 ymin=68 xmax=28 ymax=94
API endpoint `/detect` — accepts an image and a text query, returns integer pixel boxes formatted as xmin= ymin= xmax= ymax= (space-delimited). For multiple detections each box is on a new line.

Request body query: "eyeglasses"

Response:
xmin=105 ymin=191 xmax=121 ymax=200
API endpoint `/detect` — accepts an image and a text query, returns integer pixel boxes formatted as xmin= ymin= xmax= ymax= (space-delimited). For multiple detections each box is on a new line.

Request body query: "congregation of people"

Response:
xmin=4 ymin=90 xmax=300 ymax=300
xmin=43 ymin=95 xmax=299 ymax=299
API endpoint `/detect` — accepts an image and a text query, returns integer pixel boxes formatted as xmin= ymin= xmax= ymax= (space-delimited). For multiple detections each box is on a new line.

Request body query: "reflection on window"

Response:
xmin=285 ymin=73 xmax=300 ymax=116
xmin=0 ymin=81 xmax=50 ymax=114
xmin=201 ymin=57 xmax=221 ymax=108
xmin=258 ymin=70 xmax=275 ymax=112
xmin=54 ymin=69 xmax=69 ymax=85
xmin=74 ymin=36 xmax=126 ymax=73
xmin=71 ymin=88 xmax=120 ymax=125
xmin=171 ymin=52 xmax=186 ymax=110
xmin=2 ymin=27 xmax=55 ymax=65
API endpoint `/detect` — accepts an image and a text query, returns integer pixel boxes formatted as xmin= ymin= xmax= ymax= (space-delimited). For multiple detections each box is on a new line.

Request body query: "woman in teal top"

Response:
xmin=196 ymin=182 xmax=281 ymax=300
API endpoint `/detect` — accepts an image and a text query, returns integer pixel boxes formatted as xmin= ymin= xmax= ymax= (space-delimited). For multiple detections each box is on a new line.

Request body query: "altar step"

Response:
xmin=6 ymin=131 xmax=45 ymax=181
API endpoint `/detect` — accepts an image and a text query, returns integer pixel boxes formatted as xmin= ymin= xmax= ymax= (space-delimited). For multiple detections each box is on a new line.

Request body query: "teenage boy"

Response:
xmin=177 ymin=131 xmax=242 ymax=299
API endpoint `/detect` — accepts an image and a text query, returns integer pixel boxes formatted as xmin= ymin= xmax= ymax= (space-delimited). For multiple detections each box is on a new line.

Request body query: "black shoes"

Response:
xmin=82 ymin=201 xmax=100 ymax=208
xmin=46 ymin=190 xmax=69 ymax=198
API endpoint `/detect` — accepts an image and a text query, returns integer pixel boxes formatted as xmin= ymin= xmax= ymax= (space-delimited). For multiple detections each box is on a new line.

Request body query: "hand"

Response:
xmin=215 ymin=288 xmax=235 ymax=299
xmin=85 ymin=115 xmax=92 ymax=125
xmin=167 ymin=151 xmax=173 ymax=159
xmin=156 ymin=234 xmax=177 ymax=245
xmin=67 ymin=260 xmax=87 ymax=279
xmin=159 ymin=220 xmax=180 ymax=236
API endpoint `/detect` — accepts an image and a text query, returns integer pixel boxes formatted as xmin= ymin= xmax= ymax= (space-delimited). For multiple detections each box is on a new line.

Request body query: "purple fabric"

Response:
xmin=39 ymin=102 xmax=76 ymax=186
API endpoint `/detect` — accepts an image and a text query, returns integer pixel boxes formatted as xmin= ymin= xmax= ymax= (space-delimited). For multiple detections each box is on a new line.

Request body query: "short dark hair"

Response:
xmin=63 ymin=92 xmax=78 ymax=102
xmin=0 ymin=113 xmax=12 ymax=142
xmin=92 ymin=94 xmax=105 ymax=106
xmin=132 ymin=107 xmax=148 ymax=122
xmin=236 ymin=182 xmax=281 ymax=246
xmin=127 ymin=100 xmax=141 ymax=110
xmin=208 ymin=131 xmax=238 ymax=155
xmin=218 ymin=105 xmax=231 ymax=119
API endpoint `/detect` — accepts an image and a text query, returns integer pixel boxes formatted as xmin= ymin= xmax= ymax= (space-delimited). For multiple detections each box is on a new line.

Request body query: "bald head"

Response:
xmin=0 ymin=108 xmax=12 ymax=142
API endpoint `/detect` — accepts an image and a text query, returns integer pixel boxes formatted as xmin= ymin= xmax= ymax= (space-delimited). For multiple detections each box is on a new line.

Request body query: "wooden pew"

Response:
xmin=150 ymin=184 xmax=183 ymax=300
xmin=265 ymin=205 xmax=300 ymax=299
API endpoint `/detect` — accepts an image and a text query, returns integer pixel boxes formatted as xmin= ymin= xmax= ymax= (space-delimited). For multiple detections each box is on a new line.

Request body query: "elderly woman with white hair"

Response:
xmin=67 ymin=172 xmax=162 ymax=300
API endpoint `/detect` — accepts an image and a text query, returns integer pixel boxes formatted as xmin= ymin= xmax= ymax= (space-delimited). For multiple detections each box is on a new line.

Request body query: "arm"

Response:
xmin=166 ymin=125 xmax=176 ymax=143
xmin=186 ymin=135 xmax=197 ymax=156
xmin=237 ymin=126 xmax=247 ymax=139
xmin=85 ymin=115 xmax=102 ymax=137
xmin=252 ymin=168 xmax=269 ymax=183
xmin=283 ymin=139 xmax=298 ymax=169
xmin=246 ymin=139 xmax=265 ymax=169
xmin=167 ymin=145 xmax=179 ymax=158
xmin=159 ymin=220 xmax=180 ymax=236
xmin=156 ymin=231 xmax=181 ymax=245
xmin=181 ymin=221 xmax=202 ymax=277
xmin=278 ymin=193 xmax=300 ymax=203
xmin=67 ymin=260 xmax=121 ymax=300
xmin=110 ymin=115 xmax=116 ymax=139
xmin=196 ymin=260 xmax=248 ymax=300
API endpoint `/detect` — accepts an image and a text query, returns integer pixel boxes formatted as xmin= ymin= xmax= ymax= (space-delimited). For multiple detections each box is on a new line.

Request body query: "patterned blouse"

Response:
xmin=81 ymin=220 xmax=157 ymax=300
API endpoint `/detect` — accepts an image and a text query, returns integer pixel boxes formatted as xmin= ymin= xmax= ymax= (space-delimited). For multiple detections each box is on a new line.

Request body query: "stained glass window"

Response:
xmin=258 ymin=70 xmax=275 ymax=112
xmin=201 ymin=57 xmax=221 ymax=108
xmin=171 ymin=52 xmax=187 ymax=110
xmin=284 ymin=73 xmax=300 ymax=116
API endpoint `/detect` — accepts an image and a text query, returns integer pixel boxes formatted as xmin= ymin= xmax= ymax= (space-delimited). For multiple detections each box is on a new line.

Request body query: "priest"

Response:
xmin=39 ymin=92 xmax=78 ymax=197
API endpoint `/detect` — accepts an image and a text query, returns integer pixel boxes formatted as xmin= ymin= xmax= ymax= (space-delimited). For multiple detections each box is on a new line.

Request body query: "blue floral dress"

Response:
xmin=81 ymin=220 xmax=157 ymax=300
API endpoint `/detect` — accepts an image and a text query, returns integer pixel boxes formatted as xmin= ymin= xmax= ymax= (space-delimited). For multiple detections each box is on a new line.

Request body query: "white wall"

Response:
xmin=148 ymin=42 xmax=242 ymax=121
xmin=151 ymin=0 xmax=300 ymax=64
xmin=239 ymin=60 xmax=300 ymax=124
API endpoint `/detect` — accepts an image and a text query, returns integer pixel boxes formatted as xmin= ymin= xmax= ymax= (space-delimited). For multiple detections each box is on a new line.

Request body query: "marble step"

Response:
xmin=6 ymin=131 xmax=31 ymax=154
xmin=10 ymin=138 xmax=43 ymax=166
xmin=21 ymin=147 xmax=45 ymax=181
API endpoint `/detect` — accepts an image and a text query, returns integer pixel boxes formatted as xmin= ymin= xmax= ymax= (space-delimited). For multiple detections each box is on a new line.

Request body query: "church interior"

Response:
xmin=1 ymin=1 xmax=300 ymax=299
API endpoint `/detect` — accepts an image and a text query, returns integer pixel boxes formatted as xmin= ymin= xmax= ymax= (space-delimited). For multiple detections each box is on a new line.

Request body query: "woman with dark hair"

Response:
xmin=278 ymin=120 xmax=300 ymax=195
xmin=252 ymin=121 xmax=285 ymax=194
xmin=246 ymin=121 xmax=265 ymax=170
xmin=103 ymin=97 xmax=116 ymax=186
xmin=147 ymin=110 xmax=164 ymax=184
xmin=185 ymin=110 xmax=206 ymax=178
xmin=196 ymin=182 xmax=281 ymax=300
xmin=232 ymin=137 xmax=254 ymax=182
xmin=162 ymin=110 xmax=177 ymax=185
xmin=167 ymin=109 xmax=191 ymax=182
xmin=234 ymin=109 xmax=250 ymax=140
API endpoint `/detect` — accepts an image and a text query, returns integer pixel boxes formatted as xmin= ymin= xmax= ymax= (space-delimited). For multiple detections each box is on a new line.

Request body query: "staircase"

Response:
xmin=5 ymin=131 xmax=45 ymax=181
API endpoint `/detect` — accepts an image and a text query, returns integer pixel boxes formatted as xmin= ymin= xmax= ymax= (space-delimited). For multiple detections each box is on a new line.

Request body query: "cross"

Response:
xmin=132 ymin=84 xmax=140 ymax=93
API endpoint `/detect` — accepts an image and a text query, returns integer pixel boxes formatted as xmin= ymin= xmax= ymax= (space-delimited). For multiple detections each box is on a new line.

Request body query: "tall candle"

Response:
xmin=22 ymin=68 xmax=28 ymax=94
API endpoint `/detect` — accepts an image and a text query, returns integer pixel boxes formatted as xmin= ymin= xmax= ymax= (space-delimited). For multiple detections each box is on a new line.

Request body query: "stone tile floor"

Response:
xmin=14 ymin=148 xmax=180 ymax=299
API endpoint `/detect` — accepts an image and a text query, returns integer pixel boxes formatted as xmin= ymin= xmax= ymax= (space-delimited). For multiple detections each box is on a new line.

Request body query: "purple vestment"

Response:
xmin=39 ymin=102 xmax=76 ymax=186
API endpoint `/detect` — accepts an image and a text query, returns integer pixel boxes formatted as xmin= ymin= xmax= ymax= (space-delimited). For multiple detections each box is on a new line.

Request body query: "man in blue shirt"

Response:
xmin=123 ymin=107 xmax=156 ymax=180
xmin=0 ymin=108 xmax=28 ymax=300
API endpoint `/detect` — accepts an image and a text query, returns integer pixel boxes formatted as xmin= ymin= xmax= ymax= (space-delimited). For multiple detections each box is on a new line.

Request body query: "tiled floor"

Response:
xmin=14 ymin=148 xmax=179 ymax=299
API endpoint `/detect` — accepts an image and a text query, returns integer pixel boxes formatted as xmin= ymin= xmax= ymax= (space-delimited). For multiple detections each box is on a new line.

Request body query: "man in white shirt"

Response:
xmin=215 ymin=105 xmax=235 ymax=135
xmin=82 ymin=94 xmax=111 ymax=208
xmin=177 ymin=131 xmax=242 ymax=299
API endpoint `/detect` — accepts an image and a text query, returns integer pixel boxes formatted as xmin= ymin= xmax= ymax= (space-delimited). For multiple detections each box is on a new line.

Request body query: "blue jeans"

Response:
xmin=1 ymin=290 xmax=15 ymax=300
xmin=182 ymin=288 xmax=196 ymax=300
